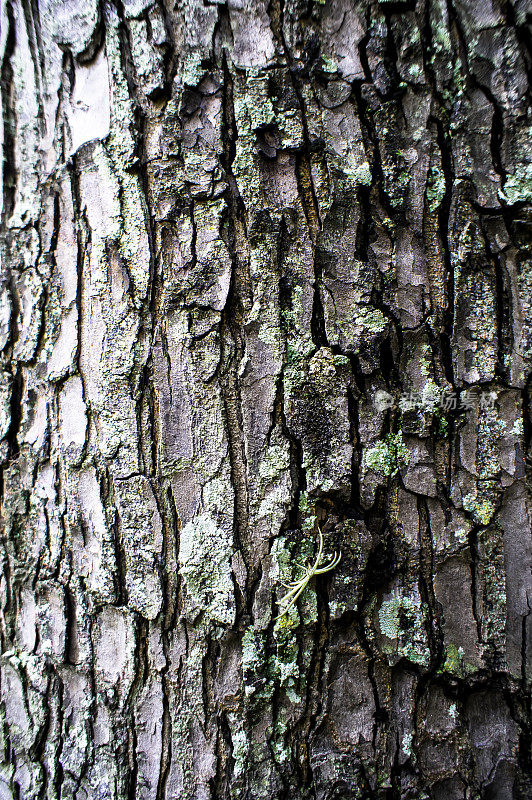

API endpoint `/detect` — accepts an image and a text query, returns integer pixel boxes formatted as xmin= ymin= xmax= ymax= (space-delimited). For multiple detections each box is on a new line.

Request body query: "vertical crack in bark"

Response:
xmin=294 ymin=577 xmax=330 ymax=789
xmin=487 ymin=232 xmax=513 ymax=382
xmin=5 ymin=362 xmax=22 ymax=460
xmin=467 ymin=522 xmax=483 ymax=648
xmin=107 ymin=473 xmax=129 ymax=608
xmin=19 ymin=0 xmax=46 ymax=133
xmin=125 ymin=617 xmax=146 ymax=800
xmin=0 ymin=0 xmax=17 ymax=224
xmin=218 ymin=56 xmax=252 ymax=589
xmin=417 ymin=497 xmax=443 ymax=669
xmin=434 ymin=118 xmax=456 ymax=387
xmin=213 ymin=710 xmax=236 ymax=799
xmin=220 ymin=342 xmax=251 ymax=571
xmin=276 ymin=0 xmax=327 ymax=355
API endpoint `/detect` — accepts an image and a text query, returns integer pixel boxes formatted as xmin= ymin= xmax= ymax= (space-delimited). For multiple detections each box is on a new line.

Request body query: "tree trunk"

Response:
xmin=1 ymin=0 xmax=531 ymax=798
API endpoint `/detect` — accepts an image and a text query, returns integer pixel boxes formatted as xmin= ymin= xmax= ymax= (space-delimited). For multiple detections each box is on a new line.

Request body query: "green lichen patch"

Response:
xmin=353 ymin=160 xmax=372 ymax=187
xmin=401 ymin=731 xmax=414 ymax=757
xmin=332 ymin=304 xmax=389 ymax=361
xmin=320 ymin=55 xmax=337 ymax=73
xmin=378 ymin=596 xmax=401 ymax=639
xmin=354 ymin=306 xmax=388 ymax=334
xmin=462 ymin=490 xmax=496 ymax=526
xmin=377 ymin=590 xmax=430 ymax=667
xmin=439 ymin=643 xmax=476 ymax=677
xmin=308 ymin=347 xmax=338 ymax=393
xmin=441 ymin=643 xmax=464 ymax=675
xmin=242 ymin=627 xmax=269 ymax=700
xmin=179 ymin=513 xmax=235 ymax=629
xmin=258 ymin=443 xmax=291 ymax=483
xmin=426 ymin=162 xmax=446 ymax=212
xmin=363 ymin=431 xmax=410 ymax=477
xmin=298 ymin=491 xmax=317 ymax=533
xmin=499 ymin=164 xmax=532 ymax=205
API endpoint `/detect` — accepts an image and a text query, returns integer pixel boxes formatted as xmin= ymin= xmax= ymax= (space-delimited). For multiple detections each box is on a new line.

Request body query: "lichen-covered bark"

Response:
xmin=1 ymin=0 xmax=531 ymax=798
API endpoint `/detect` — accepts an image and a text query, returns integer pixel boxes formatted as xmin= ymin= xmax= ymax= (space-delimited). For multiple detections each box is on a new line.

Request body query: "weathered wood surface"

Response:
xmin=1 ymin=0 xmax=531 ymax=798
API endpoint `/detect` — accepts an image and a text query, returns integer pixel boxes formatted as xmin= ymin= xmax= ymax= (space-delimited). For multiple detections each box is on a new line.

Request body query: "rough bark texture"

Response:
xmin=1 ymin=0 xmax=532 ymax=798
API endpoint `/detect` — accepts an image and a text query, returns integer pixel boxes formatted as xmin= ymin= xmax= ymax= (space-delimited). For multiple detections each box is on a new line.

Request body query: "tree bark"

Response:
xmin=1 ymin=0 xmax=531 ymax=798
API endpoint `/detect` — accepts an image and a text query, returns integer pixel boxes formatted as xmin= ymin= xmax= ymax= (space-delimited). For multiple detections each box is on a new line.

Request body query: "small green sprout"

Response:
xmin=276 ymin=532 xmax=341 ymax=619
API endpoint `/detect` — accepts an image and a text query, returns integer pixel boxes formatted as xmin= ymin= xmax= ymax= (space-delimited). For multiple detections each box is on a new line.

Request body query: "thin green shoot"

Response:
xmin=275 ymin=531 xmax=341 ymax=619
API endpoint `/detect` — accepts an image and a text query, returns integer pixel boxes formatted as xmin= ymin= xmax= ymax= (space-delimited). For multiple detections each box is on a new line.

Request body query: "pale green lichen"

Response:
xmin=379 ymin=596 xmax=401 ymax=639
xmin=272 ymin=622 xmax=300 ymax=685
xmin=434 ymin=410 xmax=450 ymax=438
xmin=364 ymin=431 xmax=410 ymax=477
xmin=426 ymin=163 xmax=446 ymax=212
xmin=444 ymin=61 xmax=467 ymax=107
xmin=439 ymin=643 xmax=475 ymax=677
xmin=0 ymin=371 xmax=12 ymax=439
xmin=281 ymin=285 xmax=315 ymax=363
xmin=378 ymin=592 xmax=430 ymax=667
xmin=364 ymin=439 xmax=395 ymax=476
xmin=462 ymin=491 xmax=496 ymax=526
xmin=477 ymin=413 xmax=505 ymax=480
xmin=308 ymin=347 xmax=337 ymax=392
xmin=511 ymin=418 xmax=524 ymax=436
xmin=226 ymin=712 xmax=248 ymax=779
xmin=320 ymin=55 xmax=337 ymax=73
xmin=258 ymin=443 xmax=291 ymax=483
xmin=354 ymin=161 xmax=372 ymax=186
xmin=179 ymin=513 xmax=235 ymax=628
xmin=354 ymin=306 xmax=388 ymax=334
xmin=454 ymin=527 xmax=468 ymax=545
xmin=298 ymin=491 xmax=317 ymax=533
xmin=444 ymin=644 xmax=463 ymax=673
xmin=421 ymin=378 xmax=442 ymax=408
xmin=333 ymin=353 xmax=350 ymax=369
xmin=401 ymin=731 xmax=413 ymax=757
xmin=242 ymin=627 xmax=264 ymax=698
xmin=431 ymin=0 xmax=452 ymax=53
xmin=417 ymin=344 xmax=432 ymax=377
xmin=272 ymin=532 xmax=321 ymax=625
xmin=264 ymin=534 xmax=318 ymax=769
xmin=336 ymin=305 xmax=388 ymax=348
xmin=499 ymin=163 xmax=532 ymax=204
xmin=235 ymin=75 xmax=275 ymax=131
